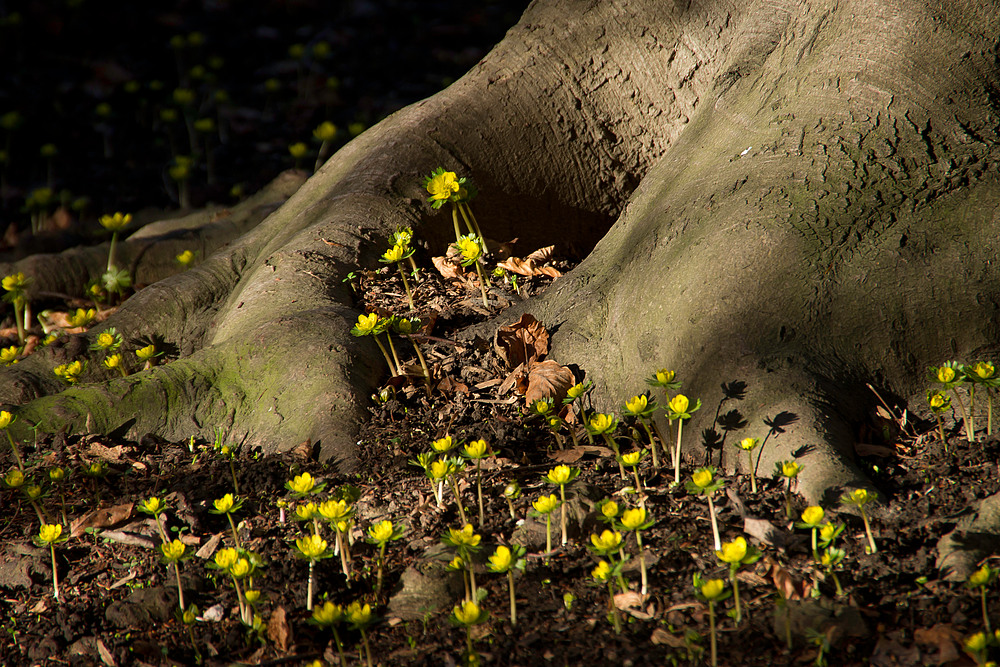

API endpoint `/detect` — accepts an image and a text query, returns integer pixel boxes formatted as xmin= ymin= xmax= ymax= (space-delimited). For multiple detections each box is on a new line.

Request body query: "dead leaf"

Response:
xmin=87 ymin=442 xmax=128 ymax=460
xmin=496 ymin=245 xmax=563 ymax=278
xmin=650 ymin=627 xmax=687 ymax=648
xmin=495 ymin=314 xmax=549 ymax=368
xmin=914 ymin=624 xmax=962 ymax=665
xmin=71 ymin=503 xmax=134 ymax=538
xmin=742 ymin=517 xmax=788 ymax=548
xmin=524 ymin=360 xmax=574 ymax=405
xmin=436 ymin=376 xmax=469 ymax=395
xmin=267 ymin=606 xmax=292 ymax=651
xmin=767 ymin=557 xmax=811 ymax=600
xmin=96 ymin=637 xmax=117 ymax=667
xmin=431 ymin=255 xmax=464 ymax=280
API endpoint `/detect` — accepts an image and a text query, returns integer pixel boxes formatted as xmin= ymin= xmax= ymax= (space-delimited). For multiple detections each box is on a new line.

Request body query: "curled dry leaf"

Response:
xmin=524 ymin=359 xmax=574 ymax=405
xmin=496 ymin=245 xmax=563 ymax=278
xmin=495 ymin=313 xmax=549 ymax=369
xmin=70 ymin=503 xmax=135 ymax=538
xmin=767 ymin=556 xmax=812 ymax=600
xmin=267 ymin=606 xmax=292 ymax=651
xmin=431 ymin=254 xmax=464 ymax=280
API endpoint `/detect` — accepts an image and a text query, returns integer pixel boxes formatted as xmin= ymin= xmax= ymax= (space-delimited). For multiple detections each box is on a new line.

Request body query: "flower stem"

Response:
xmin=475 ymin=461 xmax=485 ymax=527
xmin=385 ymin=333 xmax=403 ymax=376
xmin=708 ymin=600 xmax=718 ymax=667
xmin=173 ymin=561 xmax=186 ymax=611
xmin=859 ymin=507 xmax=877 ymax=553
xmin=376 ymin=543 xmax=386 ymax=595
xmin=639 ymin=419 xmax=659 ymax=468
xmin=360 ymin=628 xmax=373 ymax=667
xmin=451 ymin=204 xmax=462 ymax=243
xmin=544 ymin=514 xmax=552 ymax=553
xmin=559 ymin=486 xmax=568 ymax=546
xmin=397 ymin=262 xmax=414 ymax=309
xmin=448 ymin=475 xmax=468 ymax=525
xmin=226 ymin=513 xmax=241 ymax=550
xmin=337 ymin=532 xmax=350 ymax=577
xmin=472 ymin=260 xmax=489 ymax=308
xmin=730 ymin=567 xmax=742 ymax=625
xmin=607 ymin=580 xmax=622 ymax=634
xmin=372 ymin=334 xmax=397 ymax=376
xmin=708 ymin=493 xmax=722 ymax=551
xmin=306 ymin=560 xmax=314 ymax=610
xmin=601 ymin=433 xmax=626 ymax=479
xmin=937 ymin=415 xmax=948 ymax=454
xmin=507 ymin=570 xmax=517 ymax=626
xmin=458 ymin=202 xmax=488 ymax=255
xmin=636 ymin=532 xmax=647 ymax=595
xmin=50 ymin=543 xmax=60 ymax=601
xmin=983 ymin=586 xmax=991 ymax=633
xmin=407 ymin=336 xmax=432 ymax=394
xmin=674 ymin=418 xmax=685 ymax=485
xmin=107 ymin=231 xmax=119 ymax=272
xmin=5 ymin=430 xmax=25 ymax=472
xmin=746 ymin=450 xmax=758 ymax=493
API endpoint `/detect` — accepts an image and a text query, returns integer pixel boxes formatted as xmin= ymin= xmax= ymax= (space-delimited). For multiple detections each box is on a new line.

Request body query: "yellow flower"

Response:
xmin=739 ymin=437 xmax=759 ymax=451
xmin=530 ymin=399 xmax=552 ymax=415
xmin=819 ymin=523 xmax=838 ymax=543
xmin=592 ymin=560 xmax=611 ymax=582
xmin=214 ymin=548 xmax=238 ymax=570
xmin=182 ymin=607 xmax=197 ymax=624
xmin=700 ymin=578 xmax=726 ymax=601
xmin=464 ymin=438 xmax=489 ymax=459
xmin=691 ymin=468 xmax=714 ymax=489
xmin=928 ymin=391 xmax=950 ymax=411
xmin=24 ymin=485 xmax=42 ymax=500
xmin=620 ymin=451 xmax=642 ymax=468
xmin=296 ymin=534 xmax=329 ymax=560
xmin=445 ymin=555 xmax=465 ymax=571
xmin=295 ymin=502 xmax=318 ymax=521
xmin=367 ymin=520 xmax=395 ymax=544
xmin=381 ymin=244 xmax=406 ymax=263
xmin=843 ymin=488 xmax=873 ymax=506
xmin=429 ymin=459 xmax=454 ymax=480
xmin=287 ymin=472 xmax=316 ymax=495
xmin=587 ymin=413 xmax=616 ymax=435
xmin=135 ymin=344 xmax=158 ymax=361
xmin=937 ymin=366 xmax=956 ymax=383
xmin=590 ymin=529 xmax=623 ymax=553
xmin=38 ymin=524 xmax=64 ymax=545
xmin=160 ymin=539 xmax=186 ymax=561
xmin=968 ymin=564 xmax=995 ymax=588
xmin=566 ymin=382 xmax=590 ymax=400
xmin=601 ymin=500 xmax=620 ymax=520
xmin=965 ymin=631 xmax=988 ymax=653
xmin=545 ymin=465 xmax=574 ymax=486
xmin=351 ymin=313 xmax=380 ymax=336
xmin=446 ymin=523 xmax=481 ymax=549
xmin=311 ymin=601 xmax=344 ymax=626
xmin=623 ymin=395 xmax=648 ymax=416
xmin=453 ymin=234 xmax=482 ymax=264
xmin=488 ymin=545 xmax=512 ymax=572
xmin=0 ymin=410 xmax=15 ymax=429
xmin=172 ymin=88 xmax=196 ymax=106
xmin=48 ymin=467 xmax=65 ymax=482
xmin=346 ymin=601 xmax=373 ymax=626
xmin=318 ymin=499 xmax=352 ymax=522
xmin=213 ymin=494 xmax=236 ymax=513
xmin=716 ymin=536 xmax=748 ymax=564
xmin=653 ymin=369 xmax=676 ymax=385
xmin=780 ymin=461 xmax=803 ymax=478
xmin=0 ymin=345 xmax=20 ymax=365
xmin=95 ymin=332 xmax=118 ymax=350
xmin=244 ymin=589 xmax=261 ymax=605
xmin=532 ymin=494 xmax=560 ymax=514
xmin=452 ymin=600 xmax=487 ymax=625
xmin=103 ymin=354 xmax=122 ymax=370
xmin=313 ymin=121 xmax=337 ymax=142
xmin=1 ymin=272 xmax=30 ymax=292
xmin=621 ymin=507 xmax=647 ymax=531
xmin=973 ymin=361 xmax=996 ymax=380
xmin=800 ymin=506 xmax=825 ymax=526
xmin=4 ymin=469 xmax=24 ymax=489
xmin=140 ymin=497 xmax=165 ymax=515
xmin=431 ymin=436 xmax=455 ymax=453
xmin=99 ymin=212 xmax=132 ymax=232
xmin=66 ymin=308 xmax=96 ymax=328
xmin=176 ymin=250 xmax=195 ymax=267
xmin=426 ymin=170 xmax=460 ymax=201
xmin=229 ymin=558 xmax=251 ymax=578
xmin=669 ymin=394 xmax=690 ymax=415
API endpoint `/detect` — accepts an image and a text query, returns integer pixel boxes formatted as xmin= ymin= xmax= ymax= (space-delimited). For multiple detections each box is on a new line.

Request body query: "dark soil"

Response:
xmin=2 ymin=2 xmax=1000 ymax=667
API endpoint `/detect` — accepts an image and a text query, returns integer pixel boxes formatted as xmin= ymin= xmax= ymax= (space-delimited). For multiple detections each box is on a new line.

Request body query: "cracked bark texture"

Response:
xmin=2 ymin=0 xmax=999 ymax=493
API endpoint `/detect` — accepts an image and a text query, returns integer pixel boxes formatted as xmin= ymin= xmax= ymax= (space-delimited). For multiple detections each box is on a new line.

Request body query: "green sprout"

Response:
xmin=544 ymin=464 xmax=580 ymax=546
xmin=667 ymin=393 xmax=701 ymax=485
xmin=687 ymin=466 xmax=725 ymax=550
xmin=366 ymin=519 xmax=406 ymax=595
xmin=715 ymin=535 xmax=761 ymax=625
xmin=487 ymin=544 xmax=526 ymax=626
xmin=840 ymin=488 xmax=878 ymax=554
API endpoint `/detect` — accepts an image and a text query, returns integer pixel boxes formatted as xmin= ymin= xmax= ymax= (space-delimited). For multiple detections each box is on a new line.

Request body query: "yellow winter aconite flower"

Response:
xmin=95 ymin=332 xmax=118 ymax=350
xmin=716 ymin=536 xmax=748 ymax=564
xmin=937 ymin=366 xmax=956 ymax=383
xmin=429 ymin=459 xmax=453 ymax=480
xmin=669 ymin=394 xmax=690 ymax=415
xmin=176 ymin=250 xmax=195 ymax=267
xmin=367 ymin=520 xmax=395 ymax=544
xmin=620 ymin=451 xmax=642 ymax=467
xmin=37 ymin=523 xmax=63 ymax=545
xmin=621 ymin=507 xmax=647 ymax=531
xmin=592 ymin=560 xmax=612 ymax=582
xmin=67 ymin=308 xmax=96 ymax=328
xmin=700 ymin=578 xmax=726 ymax=601
xmin=453 ymin=234 xmax=482 ymax=264
xmin=780 ymin=461 xmax=803 ymax=478
xmin=452 ymin=600 xmax=487 ymax=625
xmin=313 ymin=121 xmax=337 ymax=142
xmin=566 ymin=382 xmax=590 ymax=401
xmin=587 ymin=413 xmax=616 ymax=435
xmin=843 ymin=488 xmax=873 ymax=506
xmin=296 ymin=534 xmax=329 ymax=559
xmin=446 ymin=523 xmax=481 ymax=548
xmin=160 ymin=539 xmax=186 ymax=561
xmin=532 ymin=494 xmax=559 ymax=514
xmin=965 ymin=631 xmax=988 ymax=653
xmin=287 ymin=472 xmax=316 ymax=495
xmin=0 ymin=345 xmax=19 ymax=365
xmin=464 ymin=438 xmax=489 ymax=459
xmin=0 ymin=410 xmax=15 ymax=429
xmin=601 ymin=500 xmax=620 ymax=520
xmin=691 ymin=468 xmax=714 ymax=489
xmin=135 ymin=344 xmax=158 ymax=361
xmin=318 ymin=499 xmax=352 ymax=522
xmin=431 ymin=436 xmax=455 ymax=453
xmin=800 ymin=506 xmax=825 ymax=526
xmin=426 ymin=170 xmax=460 ymax=201
xmin=214 ymin=548 xmax=238 ymax=570
xmin=545 ymin=465 xmax=574 ymax=486
xmin=49 ymin=467 xmax=65 ymax=482
xmin=140 ymin=497 xmax=165 ymax=515
xmin=213 ymin=494 xmax=236 ymax=513
xmin=928 ymin=391 xmax=950 ymax=411
xmin=229 ymin=558 xmax=251 ymax=578
xmin=590 ymin=529 xmax=623 ymax=553
xmin=653 ymin=369 xmax=676 ymax=385
xmin=973 ymin=361 xmax=996 ymax=379
xmin=4 ymin=469 xmax=25 ymax=488
xmin=351 ymin=313 xmax=380 ymax=336
xmin=381 ymin=244 xmax=406 ymax=263
xmin=295 ymin=502 xmax=318 ymax=521
xmin=288 ymin=143 xmax=308 ymax=159
xmin=488 ymin=545 xmax=512 ymax=572
xmin=104 ymin=354 xmax=122 ymax=370
xmin=99 ymin=212 xmax=132 ymax=232
xmin=1 ymin=272 xmax=30 ymax=292
xmin=346 ymin=601 xmax=373 ymax=626
xmin=739 ymin=437 xmax=759 ymax=451
xmin=623 ymin=395 xmax=648 ymax=415
xmin=967 ymin=564 xmax=996 ymax=588
xmin=311 ymin=601 xmax=343 ymax=626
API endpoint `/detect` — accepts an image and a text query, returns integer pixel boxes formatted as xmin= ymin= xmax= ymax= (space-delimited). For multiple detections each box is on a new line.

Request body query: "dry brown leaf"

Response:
xmin=768 ymin=557 xmax=812 ymax=600
xmin=96 ymin=637 xmax=116 ymax=667
xmin=524 ymin=360 xmax=574 ymax=405
xmin=71 ymin=503 xmax=134 ymax=538
xmin=913 ymin=624 xmax=962 ymax=665
xmin=87 ymin=443 xmax=128 ymax=460
xmin=431 ymin=255 xmax=465 ymax=280
xmin=497 ymin=245 xmax=563 ymax=278
xmin=437 ymin=376 xmax=469 ymax=395
xmin=267 ymin=606 xmax=292 ymax=651
xmin=650 ymin=627 xmax=687 ymax=648
xmin=495 ymin=313 xmax=549 ymax=369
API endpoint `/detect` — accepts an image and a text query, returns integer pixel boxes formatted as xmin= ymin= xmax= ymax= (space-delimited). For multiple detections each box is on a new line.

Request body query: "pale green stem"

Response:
xmin=859 ymin=507 xmax=877 ymax=553
xmin=472 ymin=260 xmax=489 ymax=308
xmin=607 ymin=580 xmax=622 ymax=634
xmin=544 ymin=513 xmax=552 ymax=553
xmin=6 ymin=430 xmax=25 ymax=471
xmin=360 ymin=628 xmax=373 ymax=667
xmin=830 ymin=570 xmax=844 ymax=597
xmin=336 ymin=531 xmax=350 ymax=577
xmin=376 ymin=542 xmax=386 ymax=594
xmin=173 ymin=561 xmax=186 ymax=610
xmin=371 ymin=334 xmax=397 ymax=376
xmin=475 ymin=461 xmax=485 ymax=527
xmin=231 ymin=575 xmax=249 ymax=625
xmin=226 ymin=513 xmax=241 ymax=550
xmin=730 ymin=565 xmax=742 ymax=625
xmin=448 ymin=475 xmax=468 ymax=525
xmin=630 ymin=465 xmax=644 ymax=495
xmin=467 ymin=555 xmax=478 ymax=602
xmin=639 ymin=419 xmax=660 ymax=468
xmin=988 ymin=390 xmax=994 ymax=436
xmin=385 ymin=333 xmax=403 ymax=375
xmin=970 ymin=384 xmax=977 ymax=440
xmin=636 ymin=531 xmax=647 ymax=595
xmin=396 ymin=262 xmax=414 ymax=309
xmin=708 ymin=600 xmax=718 ymax=667
xmin=408 ymin=255 xmax=420 ymax=281
xmin=458 ymin=202 xmax=488 ymax=255
xmin=950 ymin=388 xmax=973 ymax=442
xmin=937 ymin=415 xmax=948 ymax=453
xmin=708 ymin=493 xmax=721 ymax=551
xmin=674 ymin=418 xmax=685 ymax=485
xmin=451 ymin=204 xmax=462 ymax=242
xmin=558 ymin=485 xmax=568 ymax=546
xmin=13 ymin=298 xmax=24 ymax=346
xmin=812 ymin=527 xmax=819 ymax=561
xmin=983 ymin=586 xmax=991 ymax=633
xmin=601 ymin=433 xmax=626 ymax=479
xmin=229 ymin=460 xmax=239 ymax=495
xmin=50 ymin=543 xmax=60 ymax=601
xmin=107 ymin=231 xmax=119 ymax=272
xmin=407 ymin=335 xmax=432 ymax=393
xmin=331 ymin=627 xmax=347 ymax=666
xmin=306 ymin=560 xmax=315 ymax=610
xmin=747 ymin=450 xmax=758 ymax=493
xmin=507 ymin=570 xmax=518 ymax=626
